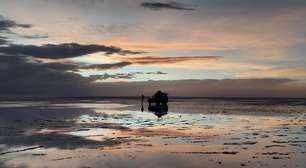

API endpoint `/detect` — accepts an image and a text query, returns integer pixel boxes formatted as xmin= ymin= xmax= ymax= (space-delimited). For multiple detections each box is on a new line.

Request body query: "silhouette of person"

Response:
xmin=154 ymin=90 xmax=166 ymax=106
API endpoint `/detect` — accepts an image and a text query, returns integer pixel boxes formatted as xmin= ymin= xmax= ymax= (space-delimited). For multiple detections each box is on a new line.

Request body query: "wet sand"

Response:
xmin=0 ymin=98 xmax=306 ymax=168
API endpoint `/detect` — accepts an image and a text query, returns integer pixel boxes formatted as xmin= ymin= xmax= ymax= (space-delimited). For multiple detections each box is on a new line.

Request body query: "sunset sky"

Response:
xmin=1 ymin=0 xmax=306 ymax=97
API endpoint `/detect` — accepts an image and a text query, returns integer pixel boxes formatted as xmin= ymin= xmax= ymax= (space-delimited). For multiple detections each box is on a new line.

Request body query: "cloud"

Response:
xmin=141 ymin=1 xmax=194 ymax=11
xmin=0 ymin=53 xmax=165 ymax=96
xmin=90 ymin=73 xmax=135 ymax=80
xmin=22 ymin=34 xmax=49 ymax=39
xmin=0 ymin=43 xmax=145 ymax=59
xmin=43 ymin=61 xmax=131 ymax=71
xmin=114 ymin=56 xmax=222 ymax=65
xmin=81 ymin=62 xmax=131 ymax=70
xmin=0 ymin=55 xmax=131 ymax=73
xmin=145 ymin=71 xmax=168 ymax=75
xmin=132 ymin=71 xmax=168 ymax=75
xmin=89 ymin=71 xmax=168 ymax=81
xmin=0 ymin=16 xmax=32 ymax=32
xmin=0 ymin=15 xmax=32 ymax=45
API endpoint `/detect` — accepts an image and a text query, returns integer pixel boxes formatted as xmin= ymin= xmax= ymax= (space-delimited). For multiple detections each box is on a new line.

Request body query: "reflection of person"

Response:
xmin=141 ymin=94 xmax=144 ymax=112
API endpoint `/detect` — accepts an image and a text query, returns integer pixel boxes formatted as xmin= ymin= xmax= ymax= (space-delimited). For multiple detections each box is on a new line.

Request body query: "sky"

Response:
xmin=1 ymin=0 xmax=306 ymax=97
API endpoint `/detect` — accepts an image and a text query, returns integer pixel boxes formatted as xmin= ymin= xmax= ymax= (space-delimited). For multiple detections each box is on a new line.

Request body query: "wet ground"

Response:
xmin=0 ymin=98 xmax=306 ymax=168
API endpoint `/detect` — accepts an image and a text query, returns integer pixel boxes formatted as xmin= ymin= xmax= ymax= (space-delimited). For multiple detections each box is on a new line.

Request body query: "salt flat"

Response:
xmin=0 ymin=98 xmax=306 ymax=168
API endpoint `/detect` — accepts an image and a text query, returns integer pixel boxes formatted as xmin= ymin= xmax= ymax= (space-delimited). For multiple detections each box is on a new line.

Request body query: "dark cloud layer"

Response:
xmin=0 ymin=54 xmax=159 ymax=96
xmin=141 ymin=1 xmax=194 ymax=11
xmin=0 ymin=43 xmax=144 ymax=59
xmin=0 ymin=55 xmax=97 ymax=96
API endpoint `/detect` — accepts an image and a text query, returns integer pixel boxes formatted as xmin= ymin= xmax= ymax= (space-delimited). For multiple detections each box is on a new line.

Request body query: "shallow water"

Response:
xmin=0 ymin=98 xmax=306 ymax=168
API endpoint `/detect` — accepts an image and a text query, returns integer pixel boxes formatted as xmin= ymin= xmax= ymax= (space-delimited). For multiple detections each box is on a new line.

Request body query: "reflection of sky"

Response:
xmin=1 ymin=99 xmax=306 ymax=168
xmin=1 ymin=0 xmax=306 ymax=81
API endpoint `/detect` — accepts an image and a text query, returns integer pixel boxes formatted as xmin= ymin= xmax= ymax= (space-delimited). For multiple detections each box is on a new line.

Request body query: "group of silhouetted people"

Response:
xmin=144 ymin=90 xmax=168 ymax=117
xmin=148 ymin=90 xmax=168 ymax=106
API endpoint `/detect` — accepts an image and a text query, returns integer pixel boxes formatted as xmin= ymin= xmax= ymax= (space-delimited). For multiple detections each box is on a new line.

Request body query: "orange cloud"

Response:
xmin=114 ymin=55 xmax=222 ymax=65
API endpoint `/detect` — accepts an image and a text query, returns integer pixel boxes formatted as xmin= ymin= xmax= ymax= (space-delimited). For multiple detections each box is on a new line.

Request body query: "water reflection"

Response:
xmin=1 ymin=98 xmax=306 ymax=168
xmin=147 ymin=100 xmax=168 ymax=118
xmin=153 ymin=106 xmax=168 ymax=118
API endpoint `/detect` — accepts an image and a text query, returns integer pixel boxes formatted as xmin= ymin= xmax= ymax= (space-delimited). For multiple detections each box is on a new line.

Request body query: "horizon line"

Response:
xmin=1 ymin=96 xmax=306 ymax=100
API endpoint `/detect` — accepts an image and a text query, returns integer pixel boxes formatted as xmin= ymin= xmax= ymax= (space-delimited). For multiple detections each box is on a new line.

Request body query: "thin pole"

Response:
xmin=141 ymin=93 xmax=144 ymax=112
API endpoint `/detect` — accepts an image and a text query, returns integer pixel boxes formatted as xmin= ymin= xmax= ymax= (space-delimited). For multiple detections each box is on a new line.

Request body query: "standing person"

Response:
xmin=154 ymin=90 xmax=163 ymax=106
